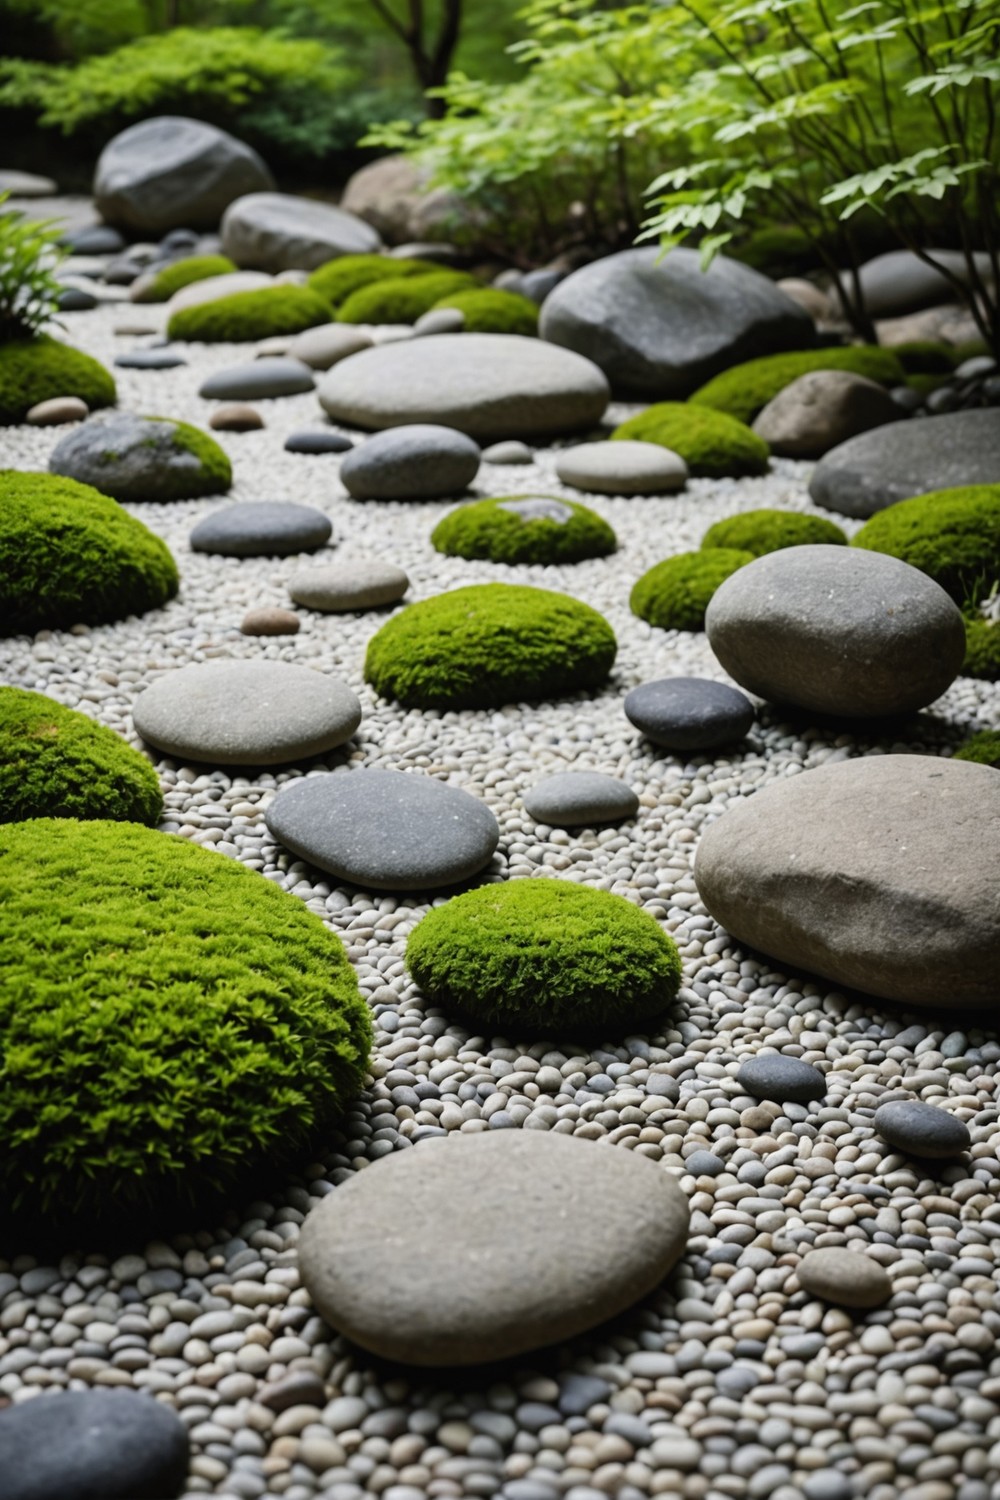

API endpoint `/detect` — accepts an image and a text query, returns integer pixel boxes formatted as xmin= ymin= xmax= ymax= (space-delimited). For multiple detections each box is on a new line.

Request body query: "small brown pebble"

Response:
xmin=258 ymin=1370 xmax=326 ymax=1413
xmin=26 ymin=396 xmax=88 ymax=426
xmin=210 ymin=404 xmax=264 ymax=432
xmin=240 ymin=607 xmax=300 ymax=636
xmin=797 ymin=1247 xmax=891 ymax=1309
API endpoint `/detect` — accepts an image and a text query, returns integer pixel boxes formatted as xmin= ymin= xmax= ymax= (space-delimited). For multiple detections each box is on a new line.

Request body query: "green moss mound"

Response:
xmin=431 ymin=495 xmax=616 ymax=565
xmin=407 ymin=878 xmax=682 ymax=1034
xmin=166 ymin=285 xmax=332 ymax=342
xmin=0 ymin=471 xmax=179 ymax=636
xmin=611 ymin=404 xmax=769 ymax=478
xmin=631 ymin=549 xmax=753 ymax=632
xmin=953 ymin=729 xmax=1000 ymax=767
xmin=689 ymin=346 xmax=906 ymax=425
xmin=963 ymin=617 xmax=1000 ymax=680
xmin=337 ymin=271 xmax=480 ymax=326
xmin=0 ymin=818 xmax=372 ymax=1225
xmin=134 ymin=254 xmax=237 ymax=303
xmin=433 ymin=288 xmax=538 ymax=335
xmin=365 ymin=582 xmax=617 ymax=709
xmin=158 ymin=417 xmax=232 ymax=497
xmin=851 ymin=485 xmax=1000 ymax=605
xmin=892 ymin=341 xmax=959 ymax=375
xmin=732 ymin=225 xmax=822 ymax=279
xmin=308 ymin=254 xmax=437 ymax=308
xmin=0 ymin=335 xmax=116 ymax=425
xmin=702 ymin=508 xmax=848 ymax=558
xmin=0 ymin=687 xmax=162 ymax=825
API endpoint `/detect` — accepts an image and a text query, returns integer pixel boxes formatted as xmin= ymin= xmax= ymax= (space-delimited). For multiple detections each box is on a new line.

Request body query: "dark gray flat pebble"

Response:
xmin=874 ymin=1099 xmax=971 ymax=1158
xmin=190 ymin=501 xmax=332 ymax=558
xmin=625 ymin=676 xmax=754 ymax=751
xmin=114 ymin=348 xmax=188 ymax=370
xmin=57 ymin=286 xmax=99 ymax=311
xmin=737 ymin=1054 xmax=826 ymax=1103
xmin=524 ymin=770 xmax=638 ymax=828
xmin=284 ymin=429 xmax=354 ymax=454
xmin=199 ymin=357 xmax=315 ymax=401
xmin=558 ymin=1374 xmax=612 ymax=1416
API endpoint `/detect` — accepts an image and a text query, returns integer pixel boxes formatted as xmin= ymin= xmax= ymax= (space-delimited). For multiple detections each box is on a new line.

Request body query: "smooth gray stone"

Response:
xmin=797 ymin=1248 xmax=891 ymax=1309
xmin=498 ymin=497 xmax=573 ymax=523
xmin=524 ymin=771 xmax=638 ymax=827
xmin=63 ymin=224 xmax=124 ymax=255
xmin=286 ymin=323 xmax=372 ymax=371
xmin=874 ymin=1100 xmax=971 ymax=1158
xmin=694 ymin=754 xmax=1000 ymax=1007
xmin=556 ymin=439 xmax=687 ymax=495
xmin=339 ymin=423 xmax=480 ymax=500
xmin=624 ymin=677 xmax=754 ymax=751
xmin=737 ymin=1055 xmax=826 ymax=1103
xmin=199 ymin=357 xmax=314 ymax=401
xmin=849 ymin=248 xmax=996 ymax=319
xmin=297 ymin=1130 xmax=690 ymax=1364
xmin=288 ymin=560 xmax=408 ymax=611
xmin=221 ymin=191 xmax=380 ymax=272
xmin=49 ymin=410 xmax=227 ymax=502
xmin=521 ymin=268 xmax=564 ymax=304
xmin=57 ymin=286 xmax=98 ymax=311
xmin=706 ymin=546 xmax=965 ymax=718
xmin=265 ymin=768 xmax=498 ymax=890
xmin=413 ymin=307 xmax=465 ymax=335
xmin=114 ymin=348 xmax=187 ymax=369
xmin=685 ymin=1150 xmax=725 ymax=1177
xmin=284 ymin=429 xmax=353 ymax=454
xmin=0 ymin=169 xmax=57 ymax=197
xmin=190 ymin=501 xmax=331 ymax=557
xmin=482 ymin=440 xmax=533 ymax=464
xmin=134 ymin=660 xmax=361 ymax=766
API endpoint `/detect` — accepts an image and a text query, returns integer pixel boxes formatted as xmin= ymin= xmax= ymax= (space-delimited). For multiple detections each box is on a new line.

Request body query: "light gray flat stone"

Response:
xmin=523 ymin=771 xmax=639 ymax=827
xmin=556 ymin=440 xmax=687 ymax=495
xmin=190 ymin=501 xmax=331 ymax=557
xmin=199 ymin=357 xmax=314 ymax=401
xmin=287 ymin=323 xmax=373 ymax=370
xmin=339 ymin=424 xmax=481 ymax=500
xmin=288 ymin=560 xmax=408 ymax=611
xmin=797 ymin=1249 xmax=891 ymax=1309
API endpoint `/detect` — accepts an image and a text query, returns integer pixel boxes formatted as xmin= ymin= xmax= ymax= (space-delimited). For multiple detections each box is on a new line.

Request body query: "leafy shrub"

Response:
xmin=0 ymin=471 xmax=178 ymax=635
xmin=611 ymin=404 xmax=769 ymax=478
xmin=308 ymin=254 xmax=437 ymax=309
xmin=0 ymin=686 xmax=161 ymax=825
xmin=631 ymin=549 xmax=753 ymax=631
xmin=0 ymin=193 xmax=64 ymax=341
xmin=690 ymin=347 xmax=906 ymax=425
xmin=702 ymin=509 xmax=847 ymax=558
xmin=432 ymin=495 xmax=616 ymax=564
xmin=406 ymin=877 xmax=682 ymax=1033
xmin=337 ymin=271 xmax=479 ymax=325
xmin=953 ymin=730 xmax=1000 ymax=767
xmin=167 ymin=285 xmax=331 ymax=343
xmin=851 ymin=485 xmax=1000 ymax=605
xmin=0 ymin=817 xmax=371 ymax=1226
xmin=133 ymin=254 xmax=237 ymax=304
xmin=963 ymin=617 xmax=1000 ymax=680
xmin=365 ymin=582 xmax=617 ymax=709
xmin=433 ymin=288 xmax=538 ymax=335
xmin=0 ymin=334 xmax=115 ymax=424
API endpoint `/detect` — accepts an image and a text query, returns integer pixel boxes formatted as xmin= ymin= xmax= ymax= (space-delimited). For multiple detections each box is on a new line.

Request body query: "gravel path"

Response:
xmin=2 ymin=302 xmax=1000 ymax=1500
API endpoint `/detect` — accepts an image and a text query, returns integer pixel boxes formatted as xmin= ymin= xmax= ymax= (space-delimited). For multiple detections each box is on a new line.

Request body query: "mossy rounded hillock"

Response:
xmin=963 ymin=616 xmax=1000 ymax=680
xmin=308 ymin=254 xmax=437 ymax=308
xmin=702 ymin=508 xmax=848 ymax=558
xmin=611 ymin=404 xmax=769 ymax=478
xmin=953 ymin=729 xmax=1000 ymax=767
xmin=431 ymin=494 xmax=616 ymax=565
xmin=365 ymin=583 xmax=617 ymax=709
xmin=0 ymin=687 xmax=162 ymax=825
xmin=0 ymin=818 xmax=371 ymax=1227
xmin=433 ymin=288 xmax=538 ymax=335
xmin=406 ymin=877 xmax=682 ymax=1033
xmin=689 ymin=346 xmax=906 ymax=424
xmin=851 ymin=485 xmax=1000 ymax=605
xmin=337 ymin=272 xmax=480 ymax=326
xmin=630 ymin=549 xmax=753 ymax=632
xmin=166 ymin=285 xmax=332 ymax=342
xmin=0 ymin=335 xmax=116 ymax=425
xmin=892 ymin=341 xmax=959 ymax=375
xmin=134 ymin=254 xmax=237 ymax=303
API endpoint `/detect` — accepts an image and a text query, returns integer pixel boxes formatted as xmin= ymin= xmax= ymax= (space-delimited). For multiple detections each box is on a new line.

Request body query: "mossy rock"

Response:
xmin=308 ymin=254 xmax=437 ymax=308
xmin=0 ymin=335 xmax=116 ymax=425
xmin=963 ymin=616 xmax=1000 ymax=679
xmin=431 ymin=495 xmax=616 ymax=565
xmin=166 ymin=285 xmax=332 ymax=342
xmin=689 ymin=346 xmax=906 ymax=425
xmin=851 ymin=485 xmax=1000 ymax=605
xmin=49 ymin=411 xmax=231 ymax=502
xmin=611 ymin=404 xmax=769 ymax=479
xmin=365 ymin=582 xmax=617 ymax=710
xmin=433 ymin=288 xmax=538 ymax=336
xmin=0 ymin=818 xmax=371 ymax=1228
xmin=133 ymin=254 xmax=237 ymax=303
xmin=630 ymin=549 xmax=753 ymax=632
xmin=337 ymin=272 xmax=480 ymax=326
xmin=953 ymin=729 xmax=1000 ymax=766
xmin=0 ymin=687 xmax=162 ymax=825
xmin=702 ymin=508 xmax=848 ymax=558
xmin=406 ymin=878 xmax=682 ymax=1034
xmin=0 ymin=471 xmax=179 ymax=636
xmin=892 ymin=341 xmax=959 ymax=375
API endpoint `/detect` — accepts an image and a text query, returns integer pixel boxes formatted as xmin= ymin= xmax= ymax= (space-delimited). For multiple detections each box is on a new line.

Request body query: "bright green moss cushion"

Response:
xmin=365 ymin=583 xmax=617 ymax=709
xmin=0 ymin=471 xmax=179 ymax=635
xmin=963 ymin=616 xmax=1000 ymax=679
xmin=851 ymin=485 xmax=1000 ymax=605
xmin=0 ymin=818 xmax=372 ymax=1225
xmin=0 ymin=688 xmax=162 ymax=825
xmin=337 ymin=272 xmax=480 ymax=325
xmin=431 ymin=495 xmax=616 ymax=565
xmin=702 ymin=508 xmax=848 ymax=558
xmin=611 ymin=404 xmax=769 ymax=478
xmin=406 ymin=877 xmax=682 ymax=1033
xmin=167 ymin=285 xmax=331 ymax=342
xmin=689 ymin=346 xmax=905 ymax=425
xmin=631 ymin=549 xmax=753 ymax=631
xmin=308 ymin=254 xmax=437 ymax=308
xmin=433 ymin=288 xmax=538 ymax=335
xmin=953 ymin=729 xmax=1000 ymax=766
xmin=0 ymin=335 xmax=116 ymax=425
xmin=134 ymin=254 xmax=237 ymax=303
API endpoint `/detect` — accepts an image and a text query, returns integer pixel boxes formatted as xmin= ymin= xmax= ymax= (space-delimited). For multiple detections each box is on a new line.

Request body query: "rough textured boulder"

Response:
xmin=753 ymin=370 xmax=901 ymax=459
xmin=539 ymin=247 xmax=814 ymax=399
xmin=222 ymin=192 xmax=381 ymax=272
xmin=339 ymin=155 xmax=431 ymax=243
xmin=94 ymin=117 xmax=274 ymax=235
xmin=694 ymin=755 xmax=1000 ymax=1007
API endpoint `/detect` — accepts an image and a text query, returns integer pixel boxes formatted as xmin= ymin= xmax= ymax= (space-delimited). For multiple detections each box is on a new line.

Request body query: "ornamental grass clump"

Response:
xmin=631 ymin=549 xmax=753 ymax=631
xmin=0 ymin=192 xmax=64 ymax=342
xmin=308 ymin=254 xmax=438 ymax=308
xmin=702 ymin=508 xmax=847 ymax=558
xmin=432 ymin=495 xmax=616 ymax=565
xmin=611 ymin=404 xmax=768 ymax=478
xmin=0 ymin=818 xmax=372 ymax=1227
xmin=406 ymin=877 xmax=682 ymax=1033
xmin=134 ymin=254 xmax=237 ymax=303
xmin=689 ymin=347 xmax=905 ymax=425
xmin=851 ymin=485 xmax=1000 ymax=605
xmin=337 ymin=271 xmax=479 ymax=325
xmin=0 ymin=687 xmax=161 ymax=825
xmin=0 ymin=335 xmax=116 ymax=425
xmin=167 ymin=285 xmax=331 ymax=342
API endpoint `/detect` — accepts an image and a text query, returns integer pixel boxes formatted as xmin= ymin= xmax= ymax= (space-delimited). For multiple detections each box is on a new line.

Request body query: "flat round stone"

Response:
xmin=240 ymin=607 xmax=300 ymax=636
xmin=297 ymin=1130 xmax=690 ymax=1364
xmin=284 ymin=429 xmax=353 ymax=454
xmin=114 ymin=347 xmax=187 ymax=369
xmin=26 ymin=396 xmax=89 ymax=426
xmin=189 ymin=501 xmax=331 ymax=557
xmin=797 ymin=1248 xmax=891 ymax=1309
xmin=339 ymin=423 xmax=481 ymax=500
xmin=133 ymin=660 xmax=361 ymax=766
xmin=737 ymin=1055 xmax=826 ymax=1103
xmin=264 ymin=768 xmax=499 ymax=890
xmin=556 ymin=440 xmax=688 ymax=495
xmin=288 ymin=559 xmax=408 ymax=612
xmin=524 ymin=771 xmax=639 ymax=827
xmin=209 ymin=404 xmax=264 ymax=432
xmin=624 ymin=677 xmax=755 ymax=751
xmin=482 ymin=440 xmax=533 ymax=464
xmin=873 ymin=1099 xmax=971 ymax=1158
xmin=199 ymin=357 xmax=315 ymax=401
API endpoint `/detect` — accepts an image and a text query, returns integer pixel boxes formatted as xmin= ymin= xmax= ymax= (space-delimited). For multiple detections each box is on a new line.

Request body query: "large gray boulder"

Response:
xmin=845 ymin=248 xmax=996 ymax=320
xmin=94 ymin=117 xmax=274 ymax=235
xmin=539 ymin=247 xmax=814 ymax=399
xmin=221 ymin=192 xmax=381 ymax=272
xmin=694 ymin=755 xmax=1000 ymax=1007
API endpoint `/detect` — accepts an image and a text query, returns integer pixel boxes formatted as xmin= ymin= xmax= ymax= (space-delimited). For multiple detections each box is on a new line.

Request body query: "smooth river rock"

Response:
xmin=737 ymin=1055 xmax=826 ymax=1103
xmin=796 ymin=1249 xmax=891 ymax=1309
xmin=873 ymin=1100 xmax=971 ymax=1159
xmin=297 ymin=1130 xmax=690 ymax=1364
xmin=523 ymin=771 xmax=639 ymax=827
xmin=221 ymin=191 xmax=381 ymax=272
xmin=555 ymin=440 xmax=688 ymax=495
xmin=288 ymin=560 xmax=408 ymax=611
xmin=339 ymin=424 xmax=481 ymax=500
xmin=624 ymin=677 xmax=755 ymax=751
xmin=199 ymin=357 xmax=315 ymax=401
xmin=190 ymin=501 xmax=332 ymax=557
xmin=694 ymin=754 xmax=1000 ymax=1007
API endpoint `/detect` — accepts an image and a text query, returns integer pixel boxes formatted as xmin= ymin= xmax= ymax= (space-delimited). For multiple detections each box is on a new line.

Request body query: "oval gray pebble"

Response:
xmin=523 ymin=771 xmax=638 ymax=827
xmin=190 ymin=501 xmax=332 ymax=557
xmin=874 ymin=1099 xmax=971 ymax=1158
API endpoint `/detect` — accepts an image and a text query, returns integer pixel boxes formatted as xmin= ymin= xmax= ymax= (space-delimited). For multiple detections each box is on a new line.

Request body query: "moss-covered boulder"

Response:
xmin=963 ymin=616 xmax=1000 ymax=679
xmin=406 ymin=878 xmax=682 ymax=1033
xmin=689 ymin=346 xmax=905 ymax=425
xmin=702 ymin=508 xmax=848 ymax=558
xmin=0 ymin=818 xmax=371 ymax=1228
xmin=851 ymin=485 xmax=1000 ymax=605
xmin=953 ymin=729 xmax=1000 ymax=767
xmin=0 ymin=471 xmax=179 ymax=635
xmin=0 ymin=336 xmax=116 ymax=425
xmin=433 ymin=288 xmax=538 ymax=336
xmin=133 ymin=254 xmax=237 ymax=303
xmin=49 ymin=411 xmax=231 ymax=502
xmin=631 ymin=550 xmax=753 ymax=631
xmin=365 ymin=583 xmax=617 ymax=709
xmin=611 ymin=404 xmax=769 ymax=478
xmin=337 ymin=272 xmax=480 ymax=325
xmin=308 ymin=253 xmax=437 ymax=308
xmin=431 ymin=495 xmax=616 ymax=565
xmin=0 ymin=687 xmax=161 ymax=825
xmin=167 ymin=285 xmax=331 ymax=342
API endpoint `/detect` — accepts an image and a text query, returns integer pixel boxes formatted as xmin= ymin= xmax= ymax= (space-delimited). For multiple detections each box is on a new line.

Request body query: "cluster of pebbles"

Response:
xmin=1 ymin=301 xmax=999 ymax=1500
